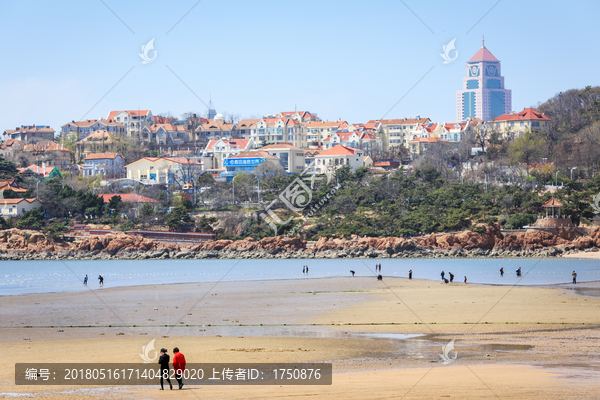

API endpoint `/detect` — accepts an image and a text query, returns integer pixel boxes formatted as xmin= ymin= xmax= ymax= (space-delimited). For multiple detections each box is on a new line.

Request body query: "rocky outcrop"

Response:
xmin=76 ymin=232 xmax=179 ymax=254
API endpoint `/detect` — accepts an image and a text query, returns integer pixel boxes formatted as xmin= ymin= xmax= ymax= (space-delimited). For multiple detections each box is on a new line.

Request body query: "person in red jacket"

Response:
xmin=173 ymin=347 xmax=186 ymax=390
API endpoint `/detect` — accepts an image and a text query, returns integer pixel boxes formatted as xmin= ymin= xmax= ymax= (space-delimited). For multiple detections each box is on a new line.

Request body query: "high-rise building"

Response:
xmin=456 ymin=39 xmax=511 ymax=122
xmin=203 ymin=99 xmax=217 ymax=120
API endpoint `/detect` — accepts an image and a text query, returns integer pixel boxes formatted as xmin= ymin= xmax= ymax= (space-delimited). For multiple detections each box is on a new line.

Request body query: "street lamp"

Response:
xmin=256 ymin=175 xmax=260 ymax=203
xmin=555 ymin=170 xmax=560 ymax=187
xmin=570 ymin=167 xmax=577 ymax=181
xmin=36 ymin=180 xmax=42 ymax=200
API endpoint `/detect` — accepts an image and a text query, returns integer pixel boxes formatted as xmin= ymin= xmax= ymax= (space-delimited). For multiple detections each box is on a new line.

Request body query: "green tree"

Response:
xmin=196 ymin=216 xmax=217 ymax=233
xmin=140 ymin=203 xmax=154 ymax=216
xmin=509 ymin=130 xmax=546 ymax=175
xmin=16 ymin=207 xmax=45 ymax=230
xmin=107 ymin=195 xmax=122 ymax=215
xmin=167 ymin=204 xmax=193 ymax=231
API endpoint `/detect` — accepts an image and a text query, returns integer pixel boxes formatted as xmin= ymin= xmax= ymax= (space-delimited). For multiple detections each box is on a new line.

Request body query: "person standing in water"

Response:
xmin=516 ymin=267 xmax=522 ymax=277
xmin=441 ymin=271 xmax=445 ymax=281
xmin=98 ymin=275 xmax=104 ymax=286
xmin=500 ymin=268 xmax=504 ymax=277
xmin=83 ymin=275 xmax=88 ymax=286
xmin=303 ymin=266 xmax=306 ymax=275
xmin=449 ymin=272 xmax=454 ymax=283
xmin=572 ymin=271 xmax=577 ymax=284
xmin=408 ymin=270 xmax=412 ymax=280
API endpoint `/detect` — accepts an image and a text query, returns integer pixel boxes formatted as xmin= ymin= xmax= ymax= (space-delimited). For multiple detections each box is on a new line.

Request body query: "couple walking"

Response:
xmin=158 ymin=347 xmax=186 ymax=390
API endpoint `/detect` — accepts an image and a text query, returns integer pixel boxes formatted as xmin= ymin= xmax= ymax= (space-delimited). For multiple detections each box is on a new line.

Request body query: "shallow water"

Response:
xmin=1 ymin=258 xmax=599 ymax=296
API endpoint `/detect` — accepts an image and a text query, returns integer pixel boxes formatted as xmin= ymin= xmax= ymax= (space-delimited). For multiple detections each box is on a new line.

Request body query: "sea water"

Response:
xmin=0 ymin=257 xmax=599 ymax=295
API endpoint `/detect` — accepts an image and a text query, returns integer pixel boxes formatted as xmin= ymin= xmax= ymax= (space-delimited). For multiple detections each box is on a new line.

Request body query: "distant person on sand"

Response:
xmin=377 ymin=274 xmax=382 ymax=281
xmin=350 ymin=270 xmax=355 ymax=277
xmin=441 ymin=271 xmax=445 ymax=281
xmin=500 ymin=268 xmax=504 ymax=277
xmin=173 ymin=347 xmax=186 ymax=390
xmin=464 ymin=276 xmax=467 ymax=283
xmin=303 ymin=266 xmax=306 ymax=275
xmin=98 ymin=275 xmax=104 ymax=286
xmin=306 ymin=266 xmax=308 ymax=275
xmin=158 ymin=348 xmax=172 ymax=390
xmin=443 ymin=278 xmax=449 ymax=284
xmin=408 ymin=270 xmax=412 ymax=280
xmin=83 ymin=275 xmax=88 ymax=286
xmin=449 ymin=272 xmax=454 ymax=283
xmin=572 ymin=271 xmax=577 ymax=284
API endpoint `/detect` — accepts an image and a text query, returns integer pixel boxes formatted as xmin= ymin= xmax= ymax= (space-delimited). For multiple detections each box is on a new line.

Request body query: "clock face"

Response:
xmin=468 ymin=65 xmax=480 ymax=77
xmin=486 ymin=65 xmax=498 ymax=76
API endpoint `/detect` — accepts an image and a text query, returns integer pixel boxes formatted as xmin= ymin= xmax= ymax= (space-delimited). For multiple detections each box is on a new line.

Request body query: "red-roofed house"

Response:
xmin=106 ymin=110 xmax=154 ymax=137
xmin=251 ymin=118 xmax=306 ymax=148
xmin=276 ymin=111 xmax=321 ymax=123
xmin=322 ymin=131 xmax=381 ymax=152
xmin=98 ymin=194 xmax=158 ymax=204
xmin=0 ymin=139 xmax=24 ymax=158
xmin=2 ymin=125 xmax=55 ymax=143
xmin=83 ymin=153 xmax=125 ymax=178
xmin=255 ymin=143 xmax=306 ymax=173
xmin=204 ymin=138 xmax=254 ymax=169
xmin=0 ymin=198 xmax=42 ymax=217
xmin=409 ymin=137 xmax=451 ymax=158
xmin=142 ymin=124 xmax=190 ymax=145
xmin=0 ymin=179 xmax=29 ymax=198
xmin=22 ymin=141 xmax=71 ymax=168
xmin=489 ymin=107 xmax=551 ymax=139
xmin=313 ymin=145 xmax=364 ymax=173
xmin=304 ymin=121 xmax=347 ymax=148
xmin=409 ymin=123 xmax=441 ymax=140
xmin=61 ymin=119 xmax=126 ymax=140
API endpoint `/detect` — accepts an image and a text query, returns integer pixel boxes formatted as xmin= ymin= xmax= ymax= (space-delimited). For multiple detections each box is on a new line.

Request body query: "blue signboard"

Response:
xmin=224 ymin=157 xmax=264 ymax=167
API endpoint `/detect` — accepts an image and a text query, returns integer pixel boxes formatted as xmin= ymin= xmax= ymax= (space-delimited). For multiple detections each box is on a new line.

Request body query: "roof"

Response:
xmin=416 ymin=123 xmax=439 ymax=133
xmin=229 ymin=151 xmax=278 ymax=160
xmin=3 ymin=125 xmax=55 ymax=134
xmin=0 ymin=178 xmax=28 ymax=192
xmin=17 ymin=165 xmax=54 ymax=177
xmin=0 ymin=139 xmax=24 ymax=150
xmin=542 ymin=197 xmax=564 ymax=207
xmin=410 ymin=137 xmax=447 ymax=142
xmin=256 ymin=143 xmax=301 ymax=150
xmin=0 ymin=198 xmax=39 ymax=204
xmin=143 ymin=123 xmax=188 ymax=133
xmin=125 ymin=157 xmax=202 ymax=167
xmin=85 ymin=152 xmax=123 ymax=160
xmin=368 ymin=118 xmax=431 ymax=126
xmin=107 ymin=110 xmax=151 ymax=120
xmin=235 ymin=119 xmax=260 ymax=128
xmin=197 ymin=120 xmax=234 ymax=132
xmin=305 ymin=121 xmax=346 ymax=128
xmin=468 ymin=46 xmax=500 ymax=63
xmin=314 ymin=145 xmax=363 ymax=157
xmin=492 ymin=107 xmax=552 ymax=122
xmin=22 ymin=141 xmax=70 ymax=153
xmin=206 ymin=138 xmax=251 ymax=151
xmin=98 ymin=194 xmax=158 ymax=203
xmin=76 ymin=130 xmax=119 ymax=143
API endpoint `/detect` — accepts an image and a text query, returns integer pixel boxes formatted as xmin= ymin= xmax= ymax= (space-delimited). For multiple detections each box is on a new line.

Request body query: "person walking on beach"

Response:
xmin=441 ymin=271 xmax=445 ymax=281
xmin=303 ymin=266 xmax=306 ymax=275
xmin=158 ymin=348 xmax=172 ymax=390
xmin=500 ymin=268 xmax=504 ymax=277
xmin=83 ymin=275 xmax=88 ymax=286
xmin=464 ymin=276 xmax=467 ymax=283
xmin=408 ymin=270 xmax=412 ymax=280
xmin=449 ymin=272 xmax=454 ymax=283
xmin=572 ymin=271 xmax=577 ymax=284
xmin=173 ymin=347 xmax=186 ymax=390
xmin=98 ymin=275 xmax=104 ymax=286
xmin=305 ymin=266 xmax=308 ymax=275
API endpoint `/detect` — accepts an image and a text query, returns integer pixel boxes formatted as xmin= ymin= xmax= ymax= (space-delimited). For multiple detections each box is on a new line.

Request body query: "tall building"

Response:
xmin=456 ymin=39 xmax=511 ymax=122
xmin=203 ymin=99 xmax=217 ymax=120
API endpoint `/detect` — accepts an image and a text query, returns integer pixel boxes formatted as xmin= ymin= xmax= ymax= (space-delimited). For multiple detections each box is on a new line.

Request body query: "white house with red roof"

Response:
xmin=409 ymin=137 xmax=450 ymax=158
xmin=409 ymin=123 xmax=441 ymax=140
xmin=83 ymin=153 xmax=125 ymax=178
xmin=251 ymin=118 xmax=306 ymax=148
xmin=276 ymin=111 xmax=321 ymax=123
xmin=2 ymin=125 xmax=55 ymax=143
xmin=195 ymin=120 xmax=235 ymax=140
xmin=489 ymin=107 xmax=551 ymax=139
xmin=61 ymin=119 xmax=126 ymax=140
xmin=304 ymin=121 xmax=347 ymax=148
xmin=456 ymin=40 xmax=512 ymax=122
xmin=367 ymin=117 xmax=431 ymax=151
xmin=0 ymin=198 xmax=43 ymax=217
xmin=106 ymin=110 xmax=154 ymax=137
xmin=437 ymin=118 xmax=482 ymax=142
xmin=126 ymin=156 xmax=203 ymax=184
xmin=204 ymin=138 xmax=254 ymax=169
xmin=313 ymin=145 xmax=364 ymax=174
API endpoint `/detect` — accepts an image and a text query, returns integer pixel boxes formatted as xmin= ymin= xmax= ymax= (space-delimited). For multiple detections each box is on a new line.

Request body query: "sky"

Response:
xmin=1 ymin=0 xmax=599 ymax=133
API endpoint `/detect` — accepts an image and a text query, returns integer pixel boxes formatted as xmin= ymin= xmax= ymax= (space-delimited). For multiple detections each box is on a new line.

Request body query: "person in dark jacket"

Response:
xmin=173 ymin=347 xmax=186 ymax=390
xmin=158 ymin=348 xmax=172 ymax=390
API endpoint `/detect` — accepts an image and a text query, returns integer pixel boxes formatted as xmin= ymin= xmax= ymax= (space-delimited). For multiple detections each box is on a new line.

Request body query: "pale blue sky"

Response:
xmin=1 ymin=0 xmax=598 ymax=132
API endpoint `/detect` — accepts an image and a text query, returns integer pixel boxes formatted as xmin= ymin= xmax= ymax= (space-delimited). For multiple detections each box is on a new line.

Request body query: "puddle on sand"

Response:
xmin=360 ymin=333 xmax=424 ymax=340
xmin=0 ymin=394 xmax=36 ymax=398
xmin=534 ymin=362 xmax=600 ymax=381
xmin=477 ymin=344 xmax=534 ymax=352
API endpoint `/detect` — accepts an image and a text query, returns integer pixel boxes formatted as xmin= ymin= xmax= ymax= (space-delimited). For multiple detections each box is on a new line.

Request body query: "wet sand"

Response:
xmin=2 ymin=277 xmax=600 ymax=399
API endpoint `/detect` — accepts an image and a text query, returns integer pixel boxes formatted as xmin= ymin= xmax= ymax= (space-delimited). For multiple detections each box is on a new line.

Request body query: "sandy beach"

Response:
xmin=2 ymin=276 xmax=600 ymax=399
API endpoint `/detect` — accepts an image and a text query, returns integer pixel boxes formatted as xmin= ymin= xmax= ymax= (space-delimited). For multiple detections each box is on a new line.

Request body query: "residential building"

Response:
xmin=313 ymin=145 xmax=364 ymax=174
xmin=222 ymin=150 xmax=281 ymax=180
xmin=2 ymin=125 xmax=55 ymax=143
xmin=142 ymin=124 xmax=190 ymax=145
xmin=363 ymin=156 xmax=374 ymax=168
xmin=75 ymin=130 xmax=125 ymax=159
xmin=0 ymin=139 xmax=24 ymax=158
xmin=16 ymin=164 xmax=56 ymax=178
xmin=0 ymin=179 xmax=29 ymax=198
xmin=234 ymin=119 xmax=260 ymax=139
xmin=304 ymin=150 xmax=320 ymax=168
xmin=322 ymin=131 xmax=381 ymax=152
xmin=409 ymin=137 xmax=450 ymax=158
xmin=488 ymin=107 xmax=551 ymax=139
xmin=22 ymin=142 xmax=71 ymax=168
xmin=255 ymin=143 xmax=306 ymax=174
xmin=373 ymin=158 xmax=400 ymax=170
xmin=0 ymin=198 xmax=43 ymax=217
xmin=82 ymin=153 xmax=125 ymax=178
xmin=195 ymin=120 xmax=235 ymax=141
xmin=409 ymin=123 xmax=440 ymax=140
xmin=126 ymin=157 xmax=203 ymax=184
xmin=204 ymin=138 xmax=254 ymax=169
xmin=456 ymin=39 xmax=512 ymax=122
xmin=251 ymin=118 xmax=305 ymax=148
xmin=367 ymin=117 xmax=431 ymax=151
xmin=106 ymin=110 xmax=154 ymax=138
xmin=60 ymin=119 xmax=126 ymax=140
xmin=437 ymin=118 xmax=482 ymax=142
xmin=304 ymin=121 xmax=347 ymax=148
xmin=277 ymin=111 xmax=321 ymax=123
